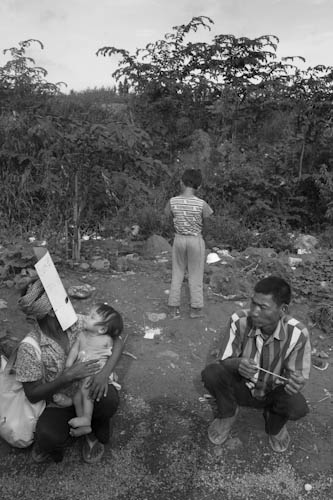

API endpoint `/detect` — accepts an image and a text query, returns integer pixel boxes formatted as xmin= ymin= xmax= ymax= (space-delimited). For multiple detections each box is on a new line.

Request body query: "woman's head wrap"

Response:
xmin=18 ymin=278 xmax=53 ymax=319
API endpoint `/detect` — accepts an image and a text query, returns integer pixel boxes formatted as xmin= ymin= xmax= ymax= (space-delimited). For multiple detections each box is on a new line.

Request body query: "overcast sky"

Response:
xmin=1 ymin=0 xmax=332 ymax=92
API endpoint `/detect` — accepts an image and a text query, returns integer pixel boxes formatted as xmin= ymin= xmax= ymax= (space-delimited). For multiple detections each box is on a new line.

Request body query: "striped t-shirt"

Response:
xmin=220 ymin=309 xmax=311 ymax=399
xmin=167 ymin=195 xmax=213 ymax=236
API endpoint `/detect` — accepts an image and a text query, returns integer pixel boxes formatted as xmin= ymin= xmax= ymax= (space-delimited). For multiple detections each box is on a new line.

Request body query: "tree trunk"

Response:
xmin=72 ymin=171 xmax=81 ymax=261
xmin=298 ymin=138 xmax=305 ymax=180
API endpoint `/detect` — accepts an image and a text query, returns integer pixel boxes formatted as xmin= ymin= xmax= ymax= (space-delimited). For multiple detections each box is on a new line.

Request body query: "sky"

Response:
xmin=1 ymin=0 xmax=333 ymax=93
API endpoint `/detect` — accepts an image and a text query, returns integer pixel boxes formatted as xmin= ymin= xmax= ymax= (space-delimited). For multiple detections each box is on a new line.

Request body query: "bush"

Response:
xmin=103 ymin=206 xmax=172 ymax=241
xmin=253 ymin=222 xmax=294 ymax=252
xmin=131 ymin=206 xmax=170 ymax=238
xmin=318 ymin=226 xmax=333 ymax=249
xmin=205 ymin=214 xmax=255 ymax=251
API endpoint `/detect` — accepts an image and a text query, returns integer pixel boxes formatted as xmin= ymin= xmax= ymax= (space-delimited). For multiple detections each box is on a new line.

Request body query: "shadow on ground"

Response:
xmin=1 ymin=392 xmax=332 ymax=500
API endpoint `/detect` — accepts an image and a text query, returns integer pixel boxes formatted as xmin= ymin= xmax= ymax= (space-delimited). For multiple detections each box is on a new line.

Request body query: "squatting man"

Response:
xmin=202 ymin=276 xmax=311 ymax=452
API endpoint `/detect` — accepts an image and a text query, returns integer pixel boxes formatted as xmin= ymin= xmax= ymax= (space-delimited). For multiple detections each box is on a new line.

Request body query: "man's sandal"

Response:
xmin=208 ymin=407 xmax=239 ymax=445
xmin=82 ymin=436 xmax=105 ymax=464
xmin=268 ymin=425 xmax=290 ymax=453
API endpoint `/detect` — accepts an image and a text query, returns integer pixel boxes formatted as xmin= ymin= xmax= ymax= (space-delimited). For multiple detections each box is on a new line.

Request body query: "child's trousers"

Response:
xmin=168 ymin=234 xmax=205 ymax=309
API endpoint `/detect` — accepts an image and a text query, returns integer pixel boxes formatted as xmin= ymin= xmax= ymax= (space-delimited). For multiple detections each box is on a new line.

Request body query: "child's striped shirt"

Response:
xmin=167 ymin=195 xmax=213 ymax=236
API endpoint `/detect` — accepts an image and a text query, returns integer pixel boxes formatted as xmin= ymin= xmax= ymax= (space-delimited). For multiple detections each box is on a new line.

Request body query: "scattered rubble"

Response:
xmin=0 ymin=299 xmax=8 ymax=310
xmin=146 ymin=312 xmax=167 ymax=322
xmin=310 ymin=303 xmax=333 ymax=332
xmin=1 ymin=233 xmax=333 ymax=336
xmin=144 ymin=234 xmax=172 ymax=257
xmin=90 ymin=258 xmax=111 ymax=271
xmin=293 ymin=234 xmax=319 ymax=253
xmin=67 ymin=284 xmax=96 ymax=299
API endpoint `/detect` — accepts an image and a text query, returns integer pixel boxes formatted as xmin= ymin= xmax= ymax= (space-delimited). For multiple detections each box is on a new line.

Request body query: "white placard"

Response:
xmin=35 ymin=251 xmax=77 ymax=331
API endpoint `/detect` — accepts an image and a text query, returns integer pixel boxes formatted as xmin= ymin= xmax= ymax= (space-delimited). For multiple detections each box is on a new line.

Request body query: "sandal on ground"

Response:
xmin=82 ymin=436 xmax=105 ymax=464
xmin=208 ymin=407 xmax=239 ymax=445
xmin=268 ymin=425 xmax=290 ymax=453
xmin=31 ymin=443 xmax=51 ymax=463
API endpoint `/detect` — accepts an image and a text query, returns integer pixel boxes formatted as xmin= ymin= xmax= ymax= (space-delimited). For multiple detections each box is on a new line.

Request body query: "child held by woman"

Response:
xmin=53 ymin=303 xmax=123 ymax=438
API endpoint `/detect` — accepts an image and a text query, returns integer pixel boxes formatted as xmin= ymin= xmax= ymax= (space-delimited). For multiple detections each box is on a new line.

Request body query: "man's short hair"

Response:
xmin=181 ymin=169 xmax=202 ymax=189
xmin=254 ymin=276 xmax=291 ymax=306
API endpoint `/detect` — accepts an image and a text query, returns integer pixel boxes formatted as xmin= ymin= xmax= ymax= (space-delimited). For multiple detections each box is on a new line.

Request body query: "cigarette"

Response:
xmin=257 ymin=366 xmax=289 ymax=382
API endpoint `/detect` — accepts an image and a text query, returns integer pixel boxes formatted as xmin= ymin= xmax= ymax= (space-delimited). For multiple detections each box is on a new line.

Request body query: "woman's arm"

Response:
xmin=88 ymin=335 xmax=124 ymax=402
xmin=22 ymin=359 xmax=101 ymax=404
xmin=65 ymin=337 xmax=81 ymax=368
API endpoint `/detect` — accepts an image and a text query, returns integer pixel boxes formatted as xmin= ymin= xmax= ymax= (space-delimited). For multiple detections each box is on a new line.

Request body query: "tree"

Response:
xmin=0 ymin=39 xmax=64 ymax=109
xmin=97 ymin=17 xmax=302 ymax=154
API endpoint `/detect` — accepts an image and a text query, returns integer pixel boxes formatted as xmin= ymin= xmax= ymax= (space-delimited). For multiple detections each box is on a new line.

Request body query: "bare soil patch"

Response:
xmin=0 ymin=248 xmax=332 ymax=500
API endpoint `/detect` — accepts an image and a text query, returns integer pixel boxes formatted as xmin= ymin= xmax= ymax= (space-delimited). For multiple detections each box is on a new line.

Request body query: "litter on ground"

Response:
xmin=146 ymin=312 xmax=167 ymax=322
xmin=144 ymin=326 xmax=162 ymax=339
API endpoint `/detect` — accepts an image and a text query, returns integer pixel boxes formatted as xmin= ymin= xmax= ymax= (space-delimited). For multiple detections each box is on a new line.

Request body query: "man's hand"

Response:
xmin=238 ymin=358 xmax=258 ymax=379
xmin=284 ymin=372 xmax=305 ymax=395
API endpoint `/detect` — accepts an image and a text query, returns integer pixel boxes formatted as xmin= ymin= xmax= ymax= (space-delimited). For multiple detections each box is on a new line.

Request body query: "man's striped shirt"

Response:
xmin=220 ymin=309 xmax=311 ymax=398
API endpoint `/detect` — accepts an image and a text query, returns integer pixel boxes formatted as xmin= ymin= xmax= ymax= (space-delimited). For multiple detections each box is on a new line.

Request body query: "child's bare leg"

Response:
xmin=70 ymin=398 xmax=94 ymax=428
xmin=68 ymin=385 xmax=93 ymax=437
xmin=72 ymin=390 xmax=84 ymax=416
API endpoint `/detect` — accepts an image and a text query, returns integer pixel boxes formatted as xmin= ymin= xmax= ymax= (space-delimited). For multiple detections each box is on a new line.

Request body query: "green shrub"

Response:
xmin=205 ymin=214 xmax=255 ymax=251
xmin=253 ymin=222 xmax=294 ymax=252
xmin=132 ymin=206 xmax=172 ymax=239
xmin=318 ymin=226 xmax=333 ymax=249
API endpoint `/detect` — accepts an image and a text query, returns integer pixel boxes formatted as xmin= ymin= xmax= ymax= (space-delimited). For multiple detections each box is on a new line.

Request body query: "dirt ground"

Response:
xmin=0 ymin=252 xmax=332 ymax=500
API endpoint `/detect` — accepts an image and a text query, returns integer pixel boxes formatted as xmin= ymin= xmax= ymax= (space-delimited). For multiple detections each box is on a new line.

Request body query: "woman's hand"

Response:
xmin=87 ymin=371 xmax=109 ymax=402
xmin=62 ymin=360 xmax=100 ymax=383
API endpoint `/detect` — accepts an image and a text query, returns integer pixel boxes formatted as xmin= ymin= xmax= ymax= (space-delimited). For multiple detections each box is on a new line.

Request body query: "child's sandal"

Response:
xmin=82 ymin=436 xmax=105 ymax=464
xmin=169 ymin=307 xmax=181 ymax=319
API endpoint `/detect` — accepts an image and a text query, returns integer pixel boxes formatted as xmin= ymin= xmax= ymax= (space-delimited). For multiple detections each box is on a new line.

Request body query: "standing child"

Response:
xmin=164 ymin=169 xmax=213 ymax=319
xmin=53 ymin=303 xmax=123 ymax=440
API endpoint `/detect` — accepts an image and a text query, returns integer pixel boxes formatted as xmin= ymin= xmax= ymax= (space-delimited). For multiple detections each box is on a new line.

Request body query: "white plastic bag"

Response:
xmin=0 ymin=336 xmax=46 ymax=448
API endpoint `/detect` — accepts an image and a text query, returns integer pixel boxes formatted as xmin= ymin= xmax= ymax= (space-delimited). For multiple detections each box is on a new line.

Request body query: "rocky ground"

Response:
xmin=0 ymin=236 xmax=332 ymax=500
